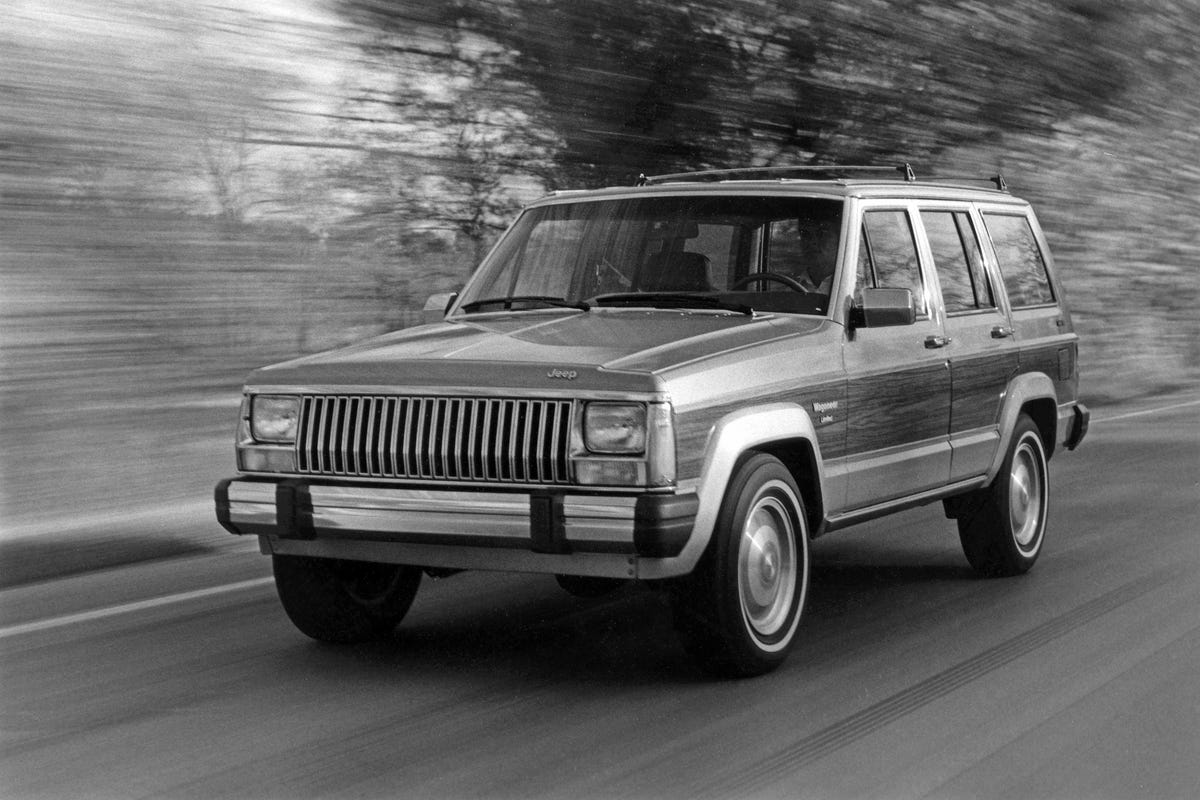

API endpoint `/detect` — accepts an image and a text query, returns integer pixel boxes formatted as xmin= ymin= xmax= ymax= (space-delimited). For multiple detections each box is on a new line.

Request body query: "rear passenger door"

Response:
xmin=916 ymin=206 xmax=1019 ymax=481
xmin=841 ymin=204 xmax=952 ymax=509
xmin=980 ymin=208 xmax=1078 ymax=405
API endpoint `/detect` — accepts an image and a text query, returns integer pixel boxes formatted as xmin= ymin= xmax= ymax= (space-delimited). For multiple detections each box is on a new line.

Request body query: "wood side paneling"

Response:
xmin=950 ymin=350 xmax=1019 ymax=432
xmin=673 ymin=381 xmax=847 ymax=481
xmin=843 ymin=362 xmax=951 ymax=455
xmin=1018 ymin=339 xmax=1079 ymax=403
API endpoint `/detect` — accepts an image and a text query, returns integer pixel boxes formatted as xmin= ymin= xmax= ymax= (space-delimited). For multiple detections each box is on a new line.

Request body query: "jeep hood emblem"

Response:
xmin=547 ymin=368 xmax=578 ymax=380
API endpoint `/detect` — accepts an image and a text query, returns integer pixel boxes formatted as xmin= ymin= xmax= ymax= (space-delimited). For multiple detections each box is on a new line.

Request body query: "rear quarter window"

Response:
xmin=984 ymin=213 xmax=1054 ymax=307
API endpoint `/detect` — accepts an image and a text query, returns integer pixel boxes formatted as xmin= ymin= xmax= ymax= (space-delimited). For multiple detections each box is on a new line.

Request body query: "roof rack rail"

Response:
xmin=635 ymin=163 xmax=917 ymax=186
xmin=924 ymin=172 xmax=1009 ymax=192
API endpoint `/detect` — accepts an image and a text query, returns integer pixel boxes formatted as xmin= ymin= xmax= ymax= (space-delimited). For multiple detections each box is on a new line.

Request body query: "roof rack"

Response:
xmin=635 ymin=163 xmax=917 ymax=186
xmin=929 ymin=173 xmax=1008 ymax=192
xmin=633 ymin=164 xmax=1011 ymax=192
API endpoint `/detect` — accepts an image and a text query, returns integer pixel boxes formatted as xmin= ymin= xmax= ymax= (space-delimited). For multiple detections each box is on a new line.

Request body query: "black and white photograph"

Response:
xmin=2 ymin=1 xmax=1198 ymax=797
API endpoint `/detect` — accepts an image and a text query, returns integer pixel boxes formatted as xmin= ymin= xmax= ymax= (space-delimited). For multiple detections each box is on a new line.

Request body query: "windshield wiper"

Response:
xmin=459 ymin=295 xmax=591 ymax=313
xmin=589 ymin=292 xmax=754 ymax=316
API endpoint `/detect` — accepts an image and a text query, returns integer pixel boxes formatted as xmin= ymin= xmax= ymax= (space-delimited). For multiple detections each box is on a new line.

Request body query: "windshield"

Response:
xmin=454 ymin=195 xmax=845 ymax=316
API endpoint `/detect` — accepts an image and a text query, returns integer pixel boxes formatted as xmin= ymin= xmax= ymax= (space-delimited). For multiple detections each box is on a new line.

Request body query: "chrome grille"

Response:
xmin=296 ymin=395 xmax=574 ymax=484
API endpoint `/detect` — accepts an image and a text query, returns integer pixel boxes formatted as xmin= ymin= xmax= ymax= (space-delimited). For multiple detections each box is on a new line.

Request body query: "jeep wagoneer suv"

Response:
xmin=216 ymin=165 xmax=1089 ymax=677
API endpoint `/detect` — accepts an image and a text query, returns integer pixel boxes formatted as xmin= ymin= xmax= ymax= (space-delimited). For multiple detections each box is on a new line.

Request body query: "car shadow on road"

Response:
xmin=354 ymin=580 xmax=698 ymax=684
xmin=269 ymin=547 xmax=985 ymax=685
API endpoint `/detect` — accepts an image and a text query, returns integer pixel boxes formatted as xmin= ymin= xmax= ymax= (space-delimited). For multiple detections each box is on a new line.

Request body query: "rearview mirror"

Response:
xmin=851 ymin=287 xmax=916 ymax=328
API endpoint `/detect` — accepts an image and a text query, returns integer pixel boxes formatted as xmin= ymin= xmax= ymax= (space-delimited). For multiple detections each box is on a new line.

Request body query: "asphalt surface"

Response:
xmin=1 ymin=397 xmax=1198 ymax=799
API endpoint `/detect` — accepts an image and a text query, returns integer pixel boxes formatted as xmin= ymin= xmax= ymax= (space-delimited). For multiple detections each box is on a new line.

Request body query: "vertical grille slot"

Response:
xmin=296 ymin=395 xmax=573 ymax=485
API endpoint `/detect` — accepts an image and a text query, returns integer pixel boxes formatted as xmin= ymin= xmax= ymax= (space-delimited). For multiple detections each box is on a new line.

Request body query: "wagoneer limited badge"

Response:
xmin=813 ymin=399 xmax=839 ymax=425
xmin=547 ymin=368 xmax=578 ymax=380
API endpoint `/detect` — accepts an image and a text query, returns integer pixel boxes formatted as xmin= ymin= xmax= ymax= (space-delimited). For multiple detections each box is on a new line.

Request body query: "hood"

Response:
xmin=249 ymin=309 xmax=827 ymax=393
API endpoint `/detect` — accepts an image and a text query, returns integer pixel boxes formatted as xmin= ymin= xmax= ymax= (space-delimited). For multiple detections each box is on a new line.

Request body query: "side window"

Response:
xmin=922 ymin=210 xmax=995 ymax=312
xmin=859 ymin=209 xmax=926 ymax=316
xmin=957 ymin=213 xmax=994 ymax=309
xmin=984 ymin=213 xmax=1054 ymax=307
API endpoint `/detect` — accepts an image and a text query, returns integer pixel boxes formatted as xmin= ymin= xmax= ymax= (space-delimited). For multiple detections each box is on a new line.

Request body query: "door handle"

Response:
xmin=924 ymin=335 xmax=952 ymax=349
xmin=991 ymin=325 xmax=1015 ymax=339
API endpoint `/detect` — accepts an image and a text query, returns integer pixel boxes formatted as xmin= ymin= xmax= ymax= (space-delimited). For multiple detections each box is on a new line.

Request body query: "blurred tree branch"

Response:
xmin=195 ymin=119 xmax=256 ymax=224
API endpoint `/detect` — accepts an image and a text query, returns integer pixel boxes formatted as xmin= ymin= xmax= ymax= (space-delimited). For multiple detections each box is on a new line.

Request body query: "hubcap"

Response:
xmin=1009 ymin=438 xmax=1044 ymax=551
xmin=738 ymin=490 xmax=797 ymax=639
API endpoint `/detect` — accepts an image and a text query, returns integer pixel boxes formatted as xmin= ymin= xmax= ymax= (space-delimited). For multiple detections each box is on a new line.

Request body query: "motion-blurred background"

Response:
xmin=3 ymin=0 xmax=1198 ymax=535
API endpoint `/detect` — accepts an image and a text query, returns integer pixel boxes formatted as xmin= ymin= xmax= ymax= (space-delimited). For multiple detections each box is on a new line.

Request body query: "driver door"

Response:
xmin=840 ymin=205 xmax=952 ymax=509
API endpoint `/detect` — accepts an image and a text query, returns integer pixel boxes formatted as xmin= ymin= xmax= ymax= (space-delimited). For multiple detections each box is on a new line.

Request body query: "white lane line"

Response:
xmin=0 ymin=577 xmax=274 ymax=640
xmin=1092 ymin=397 xmax=1200 ymax=425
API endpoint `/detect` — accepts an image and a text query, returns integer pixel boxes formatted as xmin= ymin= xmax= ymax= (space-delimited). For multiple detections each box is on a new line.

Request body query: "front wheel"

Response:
xmin=273 ymin=555 xmax=422 ymax=643
xmin=957 ymin=415 xmax=1049 ymax=577
xmin=671 ymin=453 xmax=810 ymax=678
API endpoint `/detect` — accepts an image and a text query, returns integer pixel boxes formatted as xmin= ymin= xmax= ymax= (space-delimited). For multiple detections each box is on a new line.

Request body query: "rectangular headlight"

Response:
xmin=583 ymin=402 xmax=647 ymax=454
xmin=250 ymin=395 xmax=300 ymax=443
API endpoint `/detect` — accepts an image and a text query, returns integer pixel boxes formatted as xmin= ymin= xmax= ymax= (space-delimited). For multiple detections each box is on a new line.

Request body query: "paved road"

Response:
xmin=2 ymin=398 xmax=1198 ymax=799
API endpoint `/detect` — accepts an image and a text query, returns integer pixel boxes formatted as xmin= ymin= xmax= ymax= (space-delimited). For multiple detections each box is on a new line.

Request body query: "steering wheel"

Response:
xmin=730 ymin=272 xmax=810 ymax=293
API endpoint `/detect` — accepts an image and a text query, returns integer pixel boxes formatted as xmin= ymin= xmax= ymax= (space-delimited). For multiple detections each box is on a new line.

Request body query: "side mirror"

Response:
xmin=850 ymin=287 xmax=916 ymax=328
xmin=423 ymin=292 xmax=458 ymax=325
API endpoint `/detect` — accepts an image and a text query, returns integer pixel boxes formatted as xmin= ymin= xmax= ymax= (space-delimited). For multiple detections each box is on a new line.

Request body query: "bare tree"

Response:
xmin=195 ymin=118 xmax=256 ymax=224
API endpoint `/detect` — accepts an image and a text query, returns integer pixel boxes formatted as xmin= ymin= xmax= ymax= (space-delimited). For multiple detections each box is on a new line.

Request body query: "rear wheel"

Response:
xmin=272 ymin=555 xmax=422 ymax=643
xmin=958 ymin=415 xmax=1049 ymax=577
xmin=671 ymin=453 xmax=810 ymax=678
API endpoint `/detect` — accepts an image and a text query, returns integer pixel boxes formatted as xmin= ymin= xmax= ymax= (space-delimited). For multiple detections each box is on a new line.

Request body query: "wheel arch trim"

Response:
xmin=989 ymin=372 xmax=1057 ymax=483
xmin=639 ymin=402 xmax=823 ymax=579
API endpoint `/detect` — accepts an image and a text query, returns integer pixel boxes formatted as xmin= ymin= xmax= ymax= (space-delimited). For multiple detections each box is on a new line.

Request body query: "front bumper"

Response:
xmin=215 ymin=478 xmax=698 ymax=579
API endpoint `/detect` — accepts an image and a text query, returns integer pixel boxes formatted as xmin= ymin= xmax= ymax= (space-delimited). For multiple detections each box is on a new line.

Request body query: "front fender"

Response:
xmin=636 ymin=402 xmax=823 ymax=579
